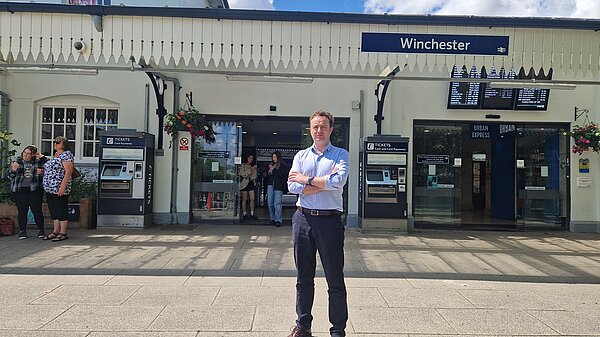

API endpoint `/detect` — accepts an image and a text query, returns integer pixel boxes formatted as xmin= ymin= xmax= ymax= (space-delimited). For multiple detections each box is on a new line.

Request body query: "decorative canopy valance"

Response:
xmin=0 ymin=10 xmax=598 ymax=77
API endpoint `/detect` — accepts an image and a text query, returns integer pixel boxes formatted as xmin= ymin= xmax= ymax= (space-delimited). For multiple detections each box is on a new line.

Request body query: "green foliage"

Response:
xmin=570 ymin=122 xmax=600 ymax=155
xmin=68 ymin=171 xmax=97 ymax=203
xmin=0 ymin=120 xmax=21 ymax=204
xmin=164 ymin=108 xmax=216 ymax=143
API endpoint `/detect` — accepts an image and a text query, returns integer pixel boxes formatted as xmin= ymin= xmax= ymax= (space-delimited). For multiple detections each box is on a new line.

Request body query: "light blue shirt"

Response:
xmin=288 ymin=143 xmax=349 ymax=212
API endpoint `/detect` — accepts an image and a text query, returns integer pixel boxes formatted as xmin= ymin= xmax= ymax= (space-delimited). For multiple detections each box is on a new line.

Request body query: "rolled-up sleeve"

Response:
xmin=324 ymin=149 xmax=349 ymax=191
xmin=287 ymin=152 xmax=305 ymax=195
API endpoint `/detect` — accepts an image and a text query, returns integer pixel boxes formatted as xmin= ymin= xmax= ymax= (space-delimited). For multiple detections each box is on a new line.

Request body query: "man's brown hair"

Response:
xmin=309 ymin=110 xmax=334 ymax=127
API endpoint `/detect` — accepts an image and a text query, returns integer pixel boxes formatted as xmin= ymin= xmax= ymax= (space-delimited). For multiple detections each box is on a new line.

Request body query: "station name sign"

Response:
xmin=361 ymin=33 xmax=509 ymax=56
xmin=366 ymin=141 xmax=408 ymax=153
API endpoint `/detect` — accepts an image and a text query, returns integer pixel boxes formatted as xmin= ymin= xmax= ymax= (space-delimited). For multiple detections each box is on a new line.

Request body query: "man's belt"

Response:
xmin=297 ymin=207 xmax=342 ymax=216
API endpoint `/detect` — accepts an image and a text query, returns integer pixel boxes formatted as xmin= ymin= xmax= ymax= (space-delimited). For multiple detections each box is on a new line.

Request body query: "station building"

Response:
xmin=1 ymin=2 xmax=599 ymax=232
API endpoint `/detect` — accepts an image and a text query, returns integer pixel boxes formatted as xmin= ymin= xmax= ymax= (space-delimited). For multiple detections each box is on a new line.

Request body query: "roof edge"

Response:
xmin=0 ymin=2 xmax=598 ymax=31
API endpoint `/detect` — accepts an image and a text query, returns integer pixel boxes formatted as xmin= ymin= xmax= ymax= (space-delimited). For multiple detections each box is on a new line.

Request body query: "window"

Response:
xmin=83 ymin=108 xmax=119 ymax=157
xmin=41 ymin=107 xmax=77 ymax=156
xmin=40 ymin=105 xmax=119 ymax=159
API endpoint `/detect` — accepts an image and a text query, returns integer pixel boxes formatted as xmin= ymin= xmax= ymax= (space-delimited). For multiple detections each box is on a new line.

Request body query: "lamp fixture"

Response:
xmin=226 ymin=75 xmax=313 ymax=83
xmin=488 ymin=81 xmax=576 ymax=90
xmin=3 ymin=67 xmax=98 ymax=75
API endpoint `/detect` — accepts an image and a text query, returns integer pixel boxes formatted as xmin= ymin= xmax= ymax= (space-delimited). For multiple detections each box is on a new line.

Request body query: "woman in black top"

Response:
xmin=266 ymin=151 xmax=287 ymax=227
xmin=7 ymin=145 xmax=47 ymax=239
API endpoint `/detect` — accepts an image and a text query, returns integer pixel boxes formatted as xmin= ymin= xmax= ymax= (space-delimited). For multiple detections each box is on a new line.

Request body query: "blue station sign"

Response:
xmin=362 ymin=33 xmax=509 ymax=56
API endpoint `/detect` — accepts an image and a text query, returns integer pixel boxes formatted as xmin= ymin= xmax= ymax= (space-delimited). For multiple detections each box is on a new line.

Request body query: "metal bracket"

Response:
xmin=374 ymin=65 xmax=400 ymax=135
xmin=574 ymin=106 xmax=589 ymax=122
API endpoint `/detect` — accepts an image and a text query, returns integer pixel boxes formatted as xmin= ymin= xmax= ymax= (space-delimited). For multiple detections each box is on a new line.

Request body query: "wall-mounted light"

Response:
xmin=4 ymin=67 xmax=98 ymax=75
xmin=488 ymin=81 xmax=576 ymax=90
xmin=226 ymin=75 xmax=313 ymax=83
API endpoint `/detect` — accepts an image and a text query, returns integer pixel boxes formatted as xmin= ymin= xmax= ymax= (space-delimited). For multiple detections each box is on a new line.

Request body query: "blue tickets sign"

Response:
xmin=362 ymin=33 xmax=509 ymax=56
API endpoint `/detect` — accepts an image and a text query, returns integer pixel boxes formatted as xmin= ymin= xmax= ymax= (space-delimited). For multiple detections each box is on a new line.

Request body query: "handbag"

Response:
xmin=71 ymin=167 xmax=81 ymax=179
xmin=0 ymin=218 xmax=16 ymax=236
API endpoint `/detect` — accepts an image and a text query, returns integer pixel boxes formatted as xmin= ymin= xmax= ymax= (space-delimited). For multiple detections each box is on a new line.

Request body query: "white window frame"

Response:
xmin=37 ymin=97 xmax=119 ymax=164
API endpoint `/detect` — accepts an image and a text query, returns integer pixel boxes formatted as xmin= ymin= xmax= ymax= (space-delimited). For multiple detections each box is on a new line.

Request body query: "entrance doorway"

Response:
xmin=191 ymin=116 xmax=349 ymax=224
xmin=413 ymin=121 xmax=569 ymax=230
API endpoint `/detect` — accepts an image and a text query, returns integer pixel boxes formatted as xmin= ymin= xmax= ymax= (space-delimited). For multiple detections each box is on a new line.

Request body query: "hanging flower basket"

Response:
xmin=164 ymin=108 xmax=216 ymax=143
xmin=570 ymin=122 xmax=600 ymax=154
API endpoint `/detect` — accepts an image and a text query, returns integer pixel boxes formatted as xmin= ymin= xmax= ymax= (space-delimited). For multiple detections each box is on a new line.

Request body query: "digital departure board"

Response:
xmin=481 ymin=66 xmax=516 ymax=110
xmin=514 ymin=68 xmax=552 ymax=110
xmin=447 ymin=66 xmax=552 ymax=111
xmin=447 ymin=65 xmax=482 ymax=109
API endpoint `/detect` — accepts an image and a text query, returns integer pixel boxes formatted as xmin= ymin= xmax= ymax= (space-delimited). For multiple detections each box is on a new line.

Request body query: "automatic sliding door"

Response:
xmin=413 ymin=125 xmax=462 ymax=228
xmin=516 ymin=126 xmax=568 ymax=229
xmin=192 ymin=121 xmax=242 ymax=222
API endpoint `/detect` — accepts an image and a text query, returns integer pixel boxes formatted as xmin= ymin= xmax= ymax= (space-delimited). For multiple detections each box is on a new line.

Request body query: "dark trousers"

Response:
xmin=46 ymin=193 xmax=69 ymax=221
xmin=292 ymin=210 xmax=347 ymax=337
xmin=12 ymin=189 xmax=44 ymax=232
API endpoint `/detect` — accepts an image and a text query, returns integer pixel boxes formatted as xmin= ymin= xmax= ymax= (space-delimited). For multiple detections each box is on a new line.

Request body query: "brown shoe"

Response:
xmin=287 ymin=325 xmax=312 ymax=337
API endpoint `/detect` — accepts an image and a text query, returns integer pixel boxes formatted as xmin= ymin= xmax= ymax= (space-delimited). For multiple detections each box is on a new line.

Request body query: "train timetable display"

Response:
xmin=514 ymin=87 xmax=550 ymax=110
xmin=447 ymin=65 xmax=481 ymax=109
xmin=514 ymin=68 xmax=552 ymax=110
xmin=481 ymin=66 xmax=516 ymax=110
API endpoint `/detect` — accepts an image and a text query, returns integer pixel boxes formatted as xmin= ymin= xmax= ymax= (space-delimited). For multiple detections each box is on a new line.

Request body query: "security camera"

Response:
xmin=73 ymin=41 xmax=87 ymax=53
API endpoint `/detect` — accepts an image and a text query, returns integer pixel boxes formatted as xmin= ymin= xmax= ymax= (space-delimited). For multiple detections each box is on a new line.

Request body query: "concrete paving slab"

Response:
xmin=458 ymin=289 xmax=565 ymax=310
xmin=344 ymin=277 xmax=412 ymax=288
xmin=0 ymin=284 xmax=57 ymax=304
xmin=378 ymin=287 xmax=475 ymax=308
xmin=88 ymin=333 xmax=196 ymax=337
xmin=105 ymin=275 xmax=190 ymax=286
xmin=0 ymin=332 xmax=88 ymax=337
xmin=185 ymin=275 xmax=263 ymax=286
xmin=528 ymin=309 xmax=600 ymax=335
xmin=214 ymin=286 xmax=295 ymax=306
xmin=230 ymin=257 xmax=296 ymax=271
xmin=437 ymin=308 xmax=558 ymax=335
xmin=0 ymin=304 xmax=71 ymax=330
xmin=206 ymin=247 xmax=270 ymax=259
xmin=161 ymin=257 xmax=234 ymax=270
xmin=123 ymin=285 xmax=220 ymax=306
xmin=349 ymin=307 xmax=456 ymax=334
xmin=32 ymin=284 xmax=140 ymax=305
xmin=0 ymin=274 xmax=113 ymax=286
xmin=253 ymin=305 xmax=333 ymax=333
xmin=406 ymin=278 xmax=490 ymax=289
xmin=148 ymin=305 xmax=255 ymax=331
xmin=42 ymin=304 xmax=163 ymax=331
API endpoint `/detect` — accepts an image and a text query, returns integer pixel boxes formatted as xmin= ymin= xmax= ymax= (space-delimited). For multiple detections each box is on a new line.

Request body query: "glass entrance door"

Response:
xmin=516 ymin=126 xmax=569 ymax=229
xmin=192 ymin=121 xmax=242 ymax=222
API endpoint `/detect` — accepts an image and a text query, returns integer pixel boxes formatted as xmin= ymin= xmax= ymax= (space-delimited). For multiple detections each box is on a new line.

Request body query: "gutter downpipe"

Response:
xmin=161 ymin=75 xmax=181 ymax=225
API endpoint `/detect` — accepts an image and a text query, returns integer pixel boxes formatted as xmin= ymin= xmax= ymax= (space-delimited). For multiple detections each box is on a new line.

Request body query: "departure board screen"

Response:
xmin=514 ymin=68 xmax=552 ymax=110
xmin=447 ymin=65 xmax=482 ymax=109
xmin=481 ymin=66 xmax=516 ymax=110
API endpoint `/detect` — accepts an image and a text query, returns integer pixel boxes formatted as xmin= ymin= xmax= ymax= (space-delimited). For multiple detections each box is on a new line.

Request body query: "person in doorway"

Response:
xmin=7 ymin=145 xmax=48 ymax=239
xmin=42 ymin=136 xmax=74 ymax=242
xmin=239 ymin=153 xmax=258 ymax=220
xmin=287 ymin=110 xmax=350 ymax=337
xmin=266 ymin=151 xmax=287 ymax=227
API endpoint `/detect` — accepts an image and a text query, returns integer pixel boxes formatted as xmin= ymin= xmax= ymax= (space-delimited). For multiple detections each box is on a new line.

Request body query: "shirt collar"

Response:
xmin=311 ymin=142 xmax=332 ymax=155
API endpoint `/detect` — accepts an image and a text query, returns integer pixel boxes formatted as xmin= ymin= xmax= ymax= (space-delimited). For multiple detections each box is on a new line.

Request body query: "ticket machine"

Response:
xmin=97 ymin=129 xmax=155 ymax=228
xmin=359 ymin=135 xmax=409 ymax=231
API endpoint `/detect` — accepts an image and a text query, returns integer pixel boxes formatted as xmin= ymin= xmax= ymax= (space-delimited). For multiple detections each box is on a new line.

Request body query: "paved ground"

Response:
xmin=0 ymin=225 xmax=599 ymax=337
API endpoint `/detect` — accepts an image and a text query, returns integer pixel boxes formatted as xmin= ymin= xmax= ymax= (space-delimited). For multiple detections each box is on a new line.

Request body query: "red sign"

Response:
xmin=179 ymin=137 xmax=189 ymax=151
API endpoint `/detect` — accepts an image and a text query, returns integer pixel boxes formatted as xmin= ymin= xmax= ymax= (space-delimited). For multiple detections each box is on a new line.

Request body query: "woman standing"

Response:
xmin=42 ymin=136 xmax=74 ymax=242
xmin=239 ymin=153 xmax=258 ymax=220
xmin=266 ymin=151 xmax=287 ymax=227
xmin=7 ymin=145 xmax=47 ymax=239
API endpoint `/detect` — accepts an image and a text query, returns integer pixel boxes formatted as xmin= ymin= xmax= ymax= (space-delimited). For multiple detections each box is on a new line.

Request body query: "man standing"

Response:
xmin=287 ymin=110 xmax=350 ymax=337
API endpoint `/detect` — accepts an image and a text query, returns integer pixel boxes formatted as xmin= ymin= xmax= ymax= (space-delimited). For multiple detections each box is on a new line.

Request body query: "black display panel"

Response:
xmin=447 ymin=65 xmax=482 ymax=109
xmin=514 ymin=68 xmax=552 ymax=110
xmin=481 ymin=66 xmax=516 ymax=110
